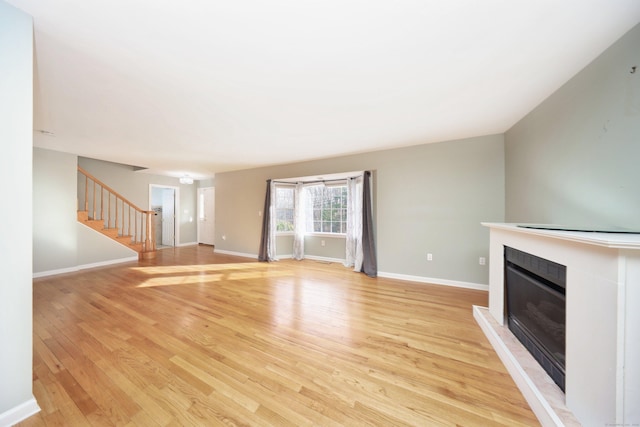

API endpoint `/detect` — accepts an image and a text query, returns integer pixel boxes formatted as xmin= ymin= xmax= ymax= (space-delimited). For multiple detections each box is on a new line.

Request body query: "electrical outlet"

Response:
xmin=321 ymin=240 xmax=325 ymax=247
xmin=479 ymin=257 xmax=486 ymax=265
xmin=222 ymin=235 xmax=226 ymax=241
xmin=427 ymin=253 xmax=433 ymax=261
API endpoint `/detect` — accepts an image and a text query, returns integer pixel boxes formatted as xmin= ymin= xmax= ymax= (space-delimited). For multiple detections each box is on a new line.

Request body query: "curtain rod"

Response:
xmin=270 ymin=175 xmax=363 ymax=185
xmin=271 ymin=178 xmax=344 ymax=185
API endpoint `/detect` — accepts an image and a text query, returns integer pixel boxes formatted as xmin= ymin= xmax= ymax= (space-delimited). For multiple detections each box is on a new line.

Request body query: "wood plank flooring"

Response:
xmin=20 ymin=245 xmax=539 ymax=426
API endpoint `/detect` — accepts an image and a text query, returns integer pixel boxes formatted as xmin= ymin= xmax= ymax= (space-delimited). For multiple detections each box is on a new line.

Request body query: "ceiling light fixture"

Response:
xmin=179 ymin=175 xmax=194 ymax=185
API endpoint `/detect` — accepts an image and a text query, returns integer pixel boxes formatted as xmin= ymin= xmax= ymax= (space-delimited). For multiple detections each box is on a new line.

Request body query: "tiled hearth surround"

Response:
xmin=476 ymin=224 xmax=640 ymax=427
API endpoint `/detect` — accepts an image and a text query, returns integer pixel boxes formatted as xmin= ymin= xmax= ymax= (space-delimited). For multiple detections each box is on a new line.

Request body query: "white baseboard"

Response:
xmin=378 ymin=271 xmax=488 ymax=291
xmin=268 ymin=254 xmax=347 ymax=264
xmin=210 ymin=252 xmax=488 ymax=292
xmin=77 ymin=256 xmax=139 ymax=271
xmin=32 ymin=265 xmax=78 ymax=278
xmin=303 ymin=255 xmax=347 ymax=264
xmin=213 ymin=249 xmax=259 ymax=260
xmin=177 ymin=241 xmax=198 ymax=247
xmin=0 ymin=397 xmax=40 ymax=427
xmin=33 ymin=256 xmax=139 ymax=279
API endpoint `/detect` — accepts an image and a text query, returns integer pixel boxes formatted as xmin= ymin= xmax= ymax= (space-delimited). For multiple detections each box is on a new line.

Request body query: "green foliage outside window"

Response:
xmin=308 ymin=185 xmax=347 ymax=234
xmin=274 ymin=183 xmax=347 ymax=234
xmin=275 ymin=187 xmax=294 ymax=232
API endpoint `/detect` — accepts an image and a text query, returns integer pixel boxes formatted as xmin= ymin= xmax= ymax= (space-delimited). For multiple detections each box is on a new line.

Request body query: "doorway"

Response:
xmin=197 ymin=187 xmax=215 ymax=246
xmin=150 ymin=185 xmax=180 ymax=248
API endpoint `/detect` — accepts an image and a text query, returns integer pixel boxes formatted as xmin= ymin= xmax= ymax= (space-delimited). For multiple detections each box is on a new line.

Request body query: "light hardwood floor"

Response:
xmin=20 ymin=245 xmax=539 ymax=426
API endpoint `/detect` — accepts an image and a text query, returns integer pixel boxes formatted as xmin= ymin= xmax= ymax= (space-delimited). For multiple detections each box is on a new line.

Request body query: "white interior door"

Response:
xmin=161 ymin=189 xmax=175 ymax=246
xmin=198 ymin=187 xmax=215 ymax=245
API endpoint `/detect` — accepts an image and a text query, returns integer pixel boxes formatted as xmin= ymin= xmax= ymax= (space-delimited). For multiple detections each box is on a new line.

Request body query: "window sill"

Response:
xmin=276 ymin=232 xmax=346 ymax=238
xmin=306 ymin=233 xmax=346 ymax=238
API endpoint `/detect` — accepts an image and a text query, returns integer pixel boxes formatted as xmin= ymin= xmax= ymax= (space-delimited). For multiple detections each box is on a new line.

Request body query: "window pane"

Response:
xmin=275 ymin=186 xmax=294 ymax=232
xmin=304 ymin=183 xmax=348 ymax=235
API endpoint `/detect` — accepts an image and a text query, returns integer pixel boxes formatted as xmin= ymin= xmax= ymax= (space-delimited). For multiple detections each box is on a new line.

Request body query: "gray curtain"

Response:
xmin=258 ymin=179 xmax=272 ymax=262
xmin=361 ymin=171 xmax=377 ymax=277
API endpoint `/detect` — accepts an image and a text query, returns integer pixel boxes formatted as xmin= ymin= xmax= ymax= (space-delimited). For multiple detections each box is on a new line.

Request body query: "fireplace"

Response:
xmin=479 ymin=223 xmax=640 ymax=425
xmin=504 ymin=246 xmax=566 ymax=391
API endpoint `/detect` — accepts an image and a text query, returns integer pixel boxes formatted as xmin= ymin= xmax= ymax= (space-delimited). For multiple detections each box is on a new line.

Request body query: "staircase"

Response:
xmin=77 ymin=166 xmax=157 ymax=260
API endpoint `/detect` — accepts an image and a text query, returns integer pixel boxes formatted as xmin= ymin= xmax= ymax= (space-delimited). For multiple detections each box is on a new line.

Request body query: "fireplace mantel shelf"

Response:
xmin=477 ymin=223 xmax=640 ymax=427
xmin=481 ymin=222 xmax=640 ymax=249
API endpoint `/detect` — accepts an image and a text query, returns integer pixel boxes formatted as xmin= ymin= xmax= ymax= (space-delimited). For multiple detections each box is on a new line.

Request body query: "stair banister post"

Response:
xmin=93 ymin=180 xmax=96 ymax=219
xmin=77 ymin=166 xmax=156 ymax=259
xmin=144 ymin=211 xmax=152 ymax=253
xmin=151 ymin=211 xmax=156 ymax=251
xmin=100 ymin=186 xmax=104 ymax=223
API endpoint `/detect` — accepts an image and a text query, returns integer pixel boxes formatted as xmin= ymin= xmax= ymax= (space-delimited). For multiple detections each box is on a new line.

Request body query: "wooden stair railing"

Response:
xmin=77 ymin=166 xmax=156 ymax=260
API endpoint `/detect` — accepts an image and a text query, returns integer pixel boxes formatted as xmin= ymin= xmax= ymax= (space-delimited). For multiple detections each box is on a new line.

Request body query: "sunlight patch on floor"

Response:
xmin=132 ymin=262 xmax=294 ymax=288
xmin=131 ymin=262 xmax=272 ymax=275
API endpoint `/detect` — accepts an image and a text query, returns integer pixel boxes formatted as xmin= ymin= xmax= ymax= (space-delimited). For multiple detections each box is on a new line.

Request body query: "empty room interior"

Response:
xmin=2 ymin=1 xmax=640 ymax=426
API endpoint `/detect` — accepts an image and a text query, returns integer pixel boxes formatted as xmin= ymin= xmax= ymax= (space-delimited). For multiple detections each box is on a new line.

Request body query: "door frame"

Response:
xmin=197 ymin=186 xmax=215 ymax=245
xmin=149 ymin=184 xmax=180 ymax=247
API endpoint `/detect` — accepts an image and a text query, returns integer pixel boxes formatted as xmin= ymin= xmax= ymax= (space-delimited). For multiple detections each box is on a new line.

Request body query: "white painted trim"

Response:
xmin=177 ymin=241 xmax=198 ymax=247
xmin=0 ymin=397 xmax=40 ymax=426
xmin=305 ymin=233 xmax=347 ymax=239
xmin=482 ymin=222 xmax=640 ymax=250
xmin=197 ymin=186 xmax=215 ymax=245
xmin=273 ymin=254 xmax=347 ymax=264
xmin=213 ymin=249 xmax=258 ymax=259
xmin=33 ymin=266 xmax=78 ymax=278
xmin=78 ymin=257 xmax=139 ymax=271
xmin=149 ymin=184 xmax=181 ymax=248
xmin=33 ymin=256 xmax=139 ymax=278
xmin=378 ymin=271 xmax=488 ymax=291
xmin=616 ymin=255 xmax=626 ymax=422
xmin=303 ymin=255 xmax=346 ymax=264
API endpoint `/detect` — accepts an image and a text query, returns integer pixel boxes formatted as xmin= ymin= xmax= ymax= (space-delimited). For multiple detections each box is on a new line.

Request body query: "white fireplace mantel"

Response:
xmin=477 ymin=223 xmax=640 ymax=426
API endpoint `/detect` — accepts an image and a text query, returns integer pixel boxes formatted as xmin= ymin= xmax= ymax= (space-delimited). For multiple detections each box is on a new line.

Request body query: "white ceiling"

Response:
xmin=9 ymin=0 xmax=640 ymax=179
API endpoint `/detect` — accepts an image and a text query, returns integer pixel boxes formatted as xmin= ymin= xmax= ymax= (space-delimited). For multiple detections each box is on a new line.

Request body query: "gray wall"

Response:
xmin=33 ymin=148 xmax=78 ymax=272
xmin=32 ymin=150 xmax=199 ymax=276
xmin=275 ymin=234 xmax=347 ymax=261
xmin=78 ymin=157 xmax=198 ymax=245
xmin=505 ymin=23 xmax=640 ymax=229
xmin=33 ymin=148 xmax=138 ymax=274
xmin=0 ymin=1 xmax=36 ymax=419
xmin=215 ymin=134 xmax=505 ymax=285
xmin=77 ymin=223 xmax=137 ymax=265
xmin=198 ymin=177 xmax=216 ymax=188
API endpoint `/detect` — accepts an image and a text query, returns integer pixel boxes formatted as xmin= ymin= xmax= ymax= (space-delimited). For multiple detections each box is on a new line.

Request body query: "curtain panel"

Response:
xmin=344 ymin=174 xmax=363 ymax=269
xmin=260 ymin=171 xmax=377 ymax=278
xmin=258 ymin=179 xmax=276 ymax=262
xmin=292 ymin=182 xmax=305 ymax=260
xmin=360 ymin=171 xmax=377 ymax=277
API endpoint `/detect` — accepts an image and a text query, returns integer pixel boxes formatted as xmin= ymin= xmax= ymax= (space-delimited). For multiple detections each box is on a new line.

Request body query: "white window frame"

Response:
xmin=305 ymin=182 xmax=348 ymax=237
xmin=273 ymin=181 xmax=349 ymax=237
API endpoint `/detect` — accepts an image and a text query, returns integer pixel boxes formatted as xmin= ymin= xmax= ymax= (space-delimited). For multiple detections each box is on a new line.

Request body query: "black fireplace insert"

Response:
xmin=505 ymin=246 xmax=566 ymax=391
